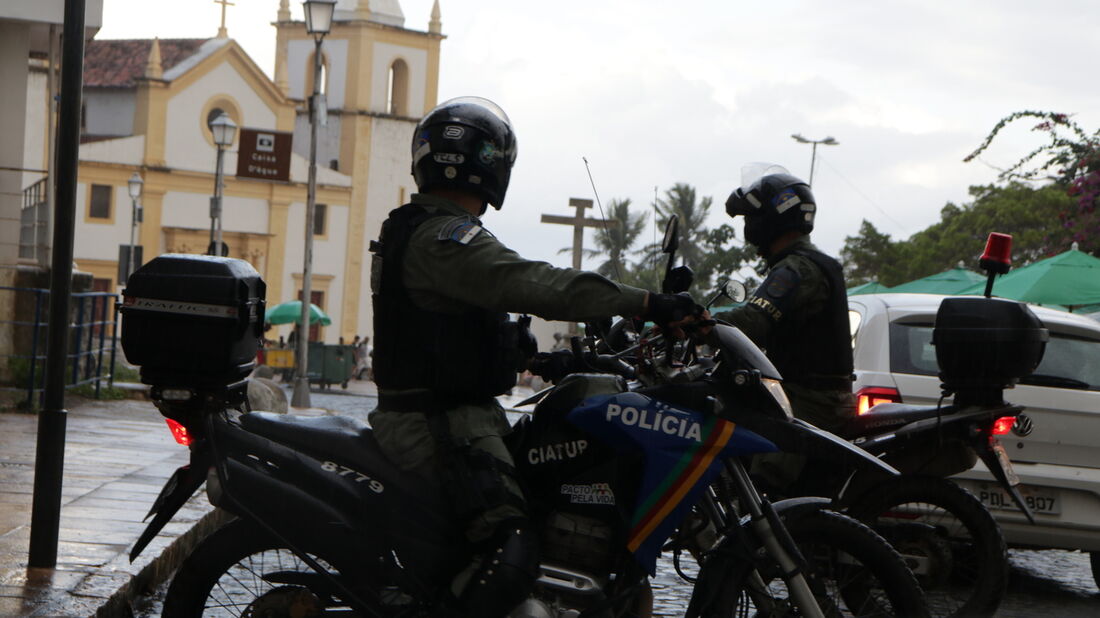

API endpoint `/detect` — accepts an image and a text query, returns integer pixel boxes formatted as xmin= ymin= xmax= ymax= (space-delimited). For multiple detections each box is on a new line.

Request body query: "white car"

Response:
xmin=848 ymin=293 xmax=1100 ymax=585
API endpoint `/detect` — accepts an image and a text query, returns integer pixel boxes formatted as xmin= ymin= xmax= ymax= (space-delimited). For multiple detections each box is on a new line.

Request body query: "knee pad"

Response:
xmin=458 ymin=518 xmax=540 ymax=618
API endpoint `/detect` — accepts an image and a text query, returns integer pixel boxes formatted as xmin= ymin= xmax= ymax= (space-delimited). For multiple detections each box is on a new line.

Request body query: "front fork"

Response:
xmin=723 ymin=458 xmax=826 ymax=618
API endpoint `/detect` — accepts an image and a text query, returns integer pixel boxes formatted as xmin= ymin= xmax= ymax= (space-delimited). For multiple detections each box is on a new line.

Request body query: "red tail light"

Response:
xmin=991 ymin=416 xmax=1016 ymax=436
xmin=856 ymin=386 xmax=902 ymax=415
xmin=166 ymin=418 xmax=194 ymax=446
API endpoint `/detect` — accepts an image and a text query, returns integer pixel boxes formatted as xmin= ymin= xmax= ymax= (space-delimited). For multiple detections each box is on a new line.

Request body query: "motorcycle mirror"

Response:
xmin=661 ymin=215 xmax=680 ymax=254
xmin=723 ymin=280 xmax=747 ymax=303
xmin=665 ymin=265 xmax=695 ymax=294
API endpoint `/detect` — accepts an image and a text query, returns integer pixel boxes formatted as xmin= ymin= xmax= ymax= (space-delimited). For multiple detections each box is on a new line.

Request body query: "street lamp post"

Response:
xmin=126 ymin=172 xmax=143 ymax=282
xmin=292 ymin=0 xmax=336 ymax=408
xmin=208 ymin=113 xmax=238 ymax=256
xmin=790 ymin=133 xmax=838 ymax=186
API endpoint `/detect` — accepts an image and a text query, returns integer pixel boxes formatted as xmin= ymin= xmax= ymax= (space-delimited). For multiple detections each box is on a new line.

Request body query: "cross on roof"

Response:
xmin=215 ymin=0 xmax=235 ymax=38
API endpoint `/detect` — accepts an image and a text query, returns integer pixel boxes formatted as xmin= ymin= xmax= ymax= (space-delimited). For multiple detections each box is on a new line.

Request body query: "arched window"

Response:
xmin=387 ymin=59 xmax=409 ymax=116
xmin=305 ymin=50 xmax=329 ymax=97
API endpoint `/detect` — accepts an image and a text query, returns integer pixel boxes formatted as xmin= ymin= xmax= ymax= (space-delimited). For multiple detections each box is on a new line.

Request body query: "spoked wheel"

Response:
xmin=713 ymin=509 xmax=928 ymax=617
xmin=163 ymin=518 xmax=399 ymax=617
xmin=847 ymin=477 xmax=1007 ymax=618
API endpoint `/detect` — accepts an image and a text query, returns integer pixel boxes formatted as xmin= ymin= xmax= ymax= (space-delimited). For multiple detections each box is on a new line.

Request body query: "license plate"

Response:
xmin=973 ymin=483 xmax=1060 ymax=515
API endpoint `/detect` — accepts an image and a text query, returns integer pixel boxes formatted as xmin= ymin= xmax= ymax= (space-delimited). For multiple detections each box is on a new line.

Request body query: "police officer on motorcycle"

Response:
xmin=713 ymin=166 xmax=856 ymax=485
xmin=369 ymin=96 xmax=697 ymax=617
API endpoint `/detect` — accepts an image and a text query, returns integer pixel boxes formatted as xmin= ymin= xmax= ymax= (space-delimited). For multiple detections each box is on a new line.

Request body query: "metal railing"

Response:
xmin=20 ymin=178 xmax=50 ymax=264
xmin=0 ymin=287 xmax=119 ymax=407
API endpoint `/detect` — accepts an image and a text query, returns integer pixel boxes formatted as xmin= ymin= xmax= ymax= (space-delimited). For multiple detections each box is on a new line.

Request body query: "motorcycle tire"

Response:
xmin=162 ymin=517 xmax=393 ymax=618
xmin=711 ymin=508 xmax=929 ymax=618
xmin=846 ymin=476 xmax=1007 ymax=618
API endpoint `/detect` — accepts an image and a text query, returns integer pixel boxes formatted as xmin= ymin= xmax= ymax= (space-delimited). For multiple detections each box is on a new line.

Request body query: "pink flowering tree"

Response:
xmin=965 ymin=111 xmax=1100 ymax=256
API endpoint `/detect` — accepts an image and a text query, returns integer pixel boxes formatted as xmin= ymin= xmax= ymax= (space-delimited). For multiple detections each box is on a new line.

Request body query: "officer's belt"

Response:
xmin=784 ymin=374 xmax=856 ymax=392
xmin=378 ymin=390 xmax=494 ymax=414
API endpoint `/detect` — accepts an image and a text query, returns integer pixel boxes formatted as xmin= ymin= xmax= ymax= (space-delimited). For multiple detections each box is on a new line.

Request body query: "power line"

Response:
xmin=815 ymin=154 xmax=909 ymax=234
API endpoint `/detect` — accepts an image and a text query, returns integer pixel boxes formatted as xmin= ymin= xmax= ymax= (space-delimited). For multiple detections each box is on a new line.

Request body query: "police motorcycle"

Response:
xmin=119 ymin=244 xmax=926 ymax=617
xmin=705 ymin=234 xmax=1045 ymax=618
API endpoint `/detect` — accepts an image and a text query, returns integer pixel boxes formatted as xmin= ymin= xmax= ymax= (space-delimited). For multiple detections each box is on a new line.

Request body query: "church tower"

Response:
xmin=273 ymin=0 xmax=443 ymax=340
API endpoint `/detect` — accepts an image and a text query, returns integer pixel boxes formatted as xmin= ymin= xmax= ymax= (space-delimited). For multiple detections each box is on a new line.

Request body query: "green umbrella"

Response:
xmin=957 ymin=245 xmax=1100 ymax=307
xmin=847 ymin=281 xmax=891 ymax=296
xmin=889 ymin=266 xmax=986 ymax=295
xmin=265 ymin=300 xmax=332 ymax=326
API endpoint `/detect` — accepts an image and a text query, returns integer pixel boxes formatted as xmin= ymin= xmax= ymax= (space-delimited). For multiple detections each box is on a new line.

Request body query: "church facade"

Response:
xmin=30 ymin=0 xmax=443 ymax=344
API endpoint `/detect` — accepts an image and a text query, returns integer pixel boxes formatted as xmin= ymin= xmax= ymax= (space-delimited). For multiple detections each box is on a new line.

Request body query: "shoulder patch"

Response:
xmin=748 ymin=265 xmax=802 ymax=322
xmin=437 ymin=217 xmax=484 ymax=245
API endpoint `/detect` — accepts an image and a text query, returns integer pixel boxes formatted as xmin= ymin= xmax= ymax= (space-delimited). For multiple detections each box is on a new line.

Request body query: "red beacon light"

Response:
xmin=979 ymin=232 xmax=1012 ymax=297
xmin=166 ymin=418 xmax=194 ymax=446
xmin=991 ymin=416 xmax=1017 ymax=436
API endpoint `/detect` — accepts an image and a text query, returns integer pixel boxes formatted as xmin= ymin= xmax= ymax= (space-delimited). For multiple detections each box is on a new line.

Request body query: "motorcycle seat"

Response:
xmin=840 ymin=403 xmax=956 ymax=440
xmin=241 ymin=412 xmax=416 ymax=487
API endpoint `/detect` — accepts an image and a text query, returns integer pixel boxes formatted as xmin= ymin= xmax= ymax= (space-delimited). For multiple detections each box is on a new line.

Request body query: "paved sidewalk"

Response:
xmin=0 ymin=395 xmax=221 ymax=617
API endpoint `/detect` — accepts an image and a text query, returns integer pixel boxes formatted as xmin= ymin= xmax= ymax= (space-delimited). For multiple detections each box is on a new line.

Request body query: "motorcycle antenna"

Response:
xmin=582 ymin=156 xmax=624 ymax=283
xmin=653 ymin=185 xmax=660 ymax=289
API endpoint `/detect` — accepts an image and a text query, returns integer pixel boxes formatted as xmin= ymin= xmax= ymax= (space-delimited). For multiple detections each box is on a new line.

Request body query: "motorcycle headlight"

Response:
xmin=762 ymin=378 xmax=794 ymax=420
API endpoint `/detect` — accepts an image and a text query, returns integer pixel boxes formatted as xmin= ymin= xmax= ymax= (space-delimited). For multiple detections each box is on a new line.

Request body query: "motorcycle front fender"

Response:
xmin=129 ymin=448 xmax=211 ymax=562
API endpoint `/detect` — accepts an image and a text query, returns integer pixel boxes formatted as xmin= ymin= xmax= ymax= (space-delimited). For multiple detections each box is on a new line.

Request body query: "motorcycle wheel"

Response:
xmin=162 ymin=518 xmax=395 ymax=618
xmin=712 ymin=508 xmax=928 ymax=618
xmin=847 ymin=476 xmax=1007 ymax=618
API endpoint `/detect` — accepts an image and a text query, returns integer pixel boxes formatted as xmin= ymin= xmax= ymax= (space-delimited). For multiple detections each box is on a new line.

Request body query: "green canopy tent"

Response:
xmin=847 ymin=281 xmax=891 ymax=296
xmin=957 ymin=244 xmax=1100 ymax=310
xmin=265 ymin=300 xmax=332 ymax=326
xmin=888 ymin=266 xmax=986 ymax=295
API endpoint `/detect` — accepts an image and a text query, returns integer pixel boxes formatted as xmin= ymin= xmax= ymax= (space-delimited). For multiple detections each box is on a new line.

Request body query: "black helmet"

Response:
xmin=411 ymin=96 xmax=518 ymax=210
xmin=725 ymin=166 xmax=816 ymax=249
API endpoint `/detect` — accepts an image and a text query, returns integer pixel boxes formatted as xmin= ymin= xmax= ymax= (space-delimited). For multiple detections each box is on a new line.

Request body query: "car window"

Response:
xmin=888 ymin=322 xmax=1100 ymax=391
xmin=889 ymin=323 xmax=937 ymax=376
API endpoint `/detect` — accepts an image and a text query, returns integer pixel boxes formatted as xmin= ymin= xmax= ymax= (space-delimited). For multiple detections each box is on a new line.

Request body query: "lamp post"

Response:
xmin=126 ymin=172 xmax=143 ymax=282
xmin=292 ymin=0 xmax=336 ymax=408
xmin=790 ymin=133 xmax=838 ymax=186
xmin=208 ymin=112 xmax=238 ymax=256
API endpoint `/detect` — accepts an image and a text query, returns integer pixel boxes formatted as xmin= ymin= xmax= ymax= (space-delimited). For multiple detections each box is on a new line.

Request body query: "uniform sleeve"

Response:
xmin=712 ymin=255 xmax=829 ymax=347
xmin=404 ymin=217 xmax=648 ymax=321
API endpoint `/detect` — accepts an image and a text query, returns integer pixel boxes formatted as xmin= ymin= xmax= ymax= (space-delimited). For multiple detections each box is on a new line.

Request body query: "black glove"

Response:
xmin=528 ymin=349 xmax=575 ymax=383
xmin=644 ymin=292 xmax=699 ymax=326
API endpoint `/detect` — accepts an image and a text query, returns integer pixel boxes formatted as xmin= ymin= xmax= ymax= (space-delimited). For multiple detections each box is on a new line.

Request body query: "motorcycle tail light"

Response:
xmin=166 ymin=418 xmax=194 ymax=446
xmin=856 ymin=386 xmax=902 ymax=415
xmin=991 ymin=416 xmax=1016 ymax=436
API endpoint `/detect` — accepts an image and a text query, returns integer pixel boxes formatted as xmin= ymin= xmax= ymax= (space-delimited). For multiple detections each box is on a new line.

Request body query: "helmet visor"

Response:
xmin=440 ymin=96 xmax=512 ymax=127
xmin=739 ymin=162 xmax=790 ymax=194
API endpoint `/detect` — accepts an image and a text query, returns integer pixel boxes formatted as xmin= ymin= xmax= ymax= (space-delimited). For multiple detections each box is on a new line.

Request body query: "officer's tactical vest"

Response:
xmin=370 ymin=203 xmax=528 ymax=403
xmin=766 ymin=246 xmax=854 ymax=391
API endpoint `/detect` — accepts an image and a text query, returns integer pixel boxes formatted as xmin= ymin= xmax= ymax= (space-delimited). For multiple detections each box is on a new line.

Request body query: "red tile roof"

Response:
xmin=84 ymin=38 xmax=209 ymax=88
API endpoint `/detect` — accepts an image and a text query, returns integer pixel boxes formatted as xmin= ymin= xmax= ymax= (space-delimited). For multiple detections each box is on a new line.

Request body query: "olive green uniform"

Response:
xmin=370 ymin=193 xmax=648 ymax=541
xmin=714 ymin=237 xmax=855 ymax=487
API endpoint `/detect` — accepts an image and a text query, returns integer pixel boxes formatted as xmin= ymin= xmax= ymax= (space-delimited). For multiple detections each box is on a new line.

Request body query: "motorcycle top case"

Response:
xmin=120 ymin=254 xmax=266 ymax=387
xmin=932 ymin=297 xmax=1048 ymax=396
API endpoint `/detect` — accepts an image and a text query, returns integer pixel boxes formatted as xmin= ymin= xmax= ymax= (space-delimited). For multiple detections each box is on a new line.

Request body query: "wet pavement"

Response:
xmin=0 ymin=394 xmax=223 ymax=617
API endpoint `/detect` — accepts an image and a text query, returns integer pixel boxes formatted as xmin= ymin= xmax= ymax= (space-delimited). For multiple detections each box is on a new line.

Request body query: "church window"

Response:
xmin=306 ymin=51 xmax=330 ymax=97
xmin=314 ymin=203 xmax=327 ymax=236
xmin=89 ymin=184 xmax=112 ymax=219
xmin=387 ymin=59 xmax=409 ymax=116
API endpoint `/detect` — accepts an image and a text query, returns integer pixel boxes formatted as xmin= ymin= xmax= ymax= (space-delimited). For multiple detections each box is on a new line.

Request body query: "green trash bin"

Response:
xmin=306 ymin=342 xmax=355 ymax=389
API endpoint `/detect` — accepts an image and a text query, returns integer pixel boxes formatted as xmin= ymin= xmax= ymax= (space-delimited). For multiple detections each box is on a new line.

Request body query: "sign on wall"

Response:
xmin=236 ymin=128 xmax=293 ymax=182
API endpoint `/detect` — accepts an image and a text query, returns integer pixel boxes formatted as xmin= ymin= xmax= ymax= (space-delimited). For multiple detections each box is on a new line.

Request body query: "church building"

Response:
xmin=34 ymin=0 xmax=443 ymax=344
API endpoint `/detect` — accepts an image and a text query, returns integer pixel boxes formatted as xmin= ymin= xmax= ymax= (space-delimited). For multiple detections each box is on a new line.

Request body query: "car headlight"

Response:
xmin=762 ymin=378 xmax=794 ymax=420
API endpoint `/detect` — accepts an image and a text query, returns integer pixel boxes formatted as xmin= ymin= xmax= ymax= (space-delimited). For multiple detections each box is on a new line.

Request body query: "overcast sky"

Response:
xmin=99 ymin=0 xmax=1100 ymax=280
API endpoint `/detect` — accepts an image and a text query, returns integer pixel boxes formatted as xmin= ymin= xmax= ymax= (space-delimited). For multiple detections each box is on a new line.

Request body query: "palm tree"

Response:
xmin=650 ymin=183 xmax=712 ymax=272
xmin=559 ymin=198 xmax=645 ymax=281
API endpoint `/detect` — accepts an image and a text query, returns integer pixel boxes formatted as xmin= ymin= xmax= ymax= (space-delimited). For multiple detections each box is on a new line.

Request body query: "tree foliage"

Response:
xmin=964 ymin=110 xmax=1100 ymax=255
xmin=841 ymin=183 xmax=1074 ymax=287
xmin=570 ymin=184 xmax=756 ymax=298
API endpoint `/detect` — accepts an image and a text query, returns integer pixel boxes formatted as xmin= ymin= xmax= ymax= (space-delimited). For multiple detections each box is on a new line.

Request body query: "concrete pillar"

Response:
xmin=0 ymin=23 xmax=31 ymax=270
